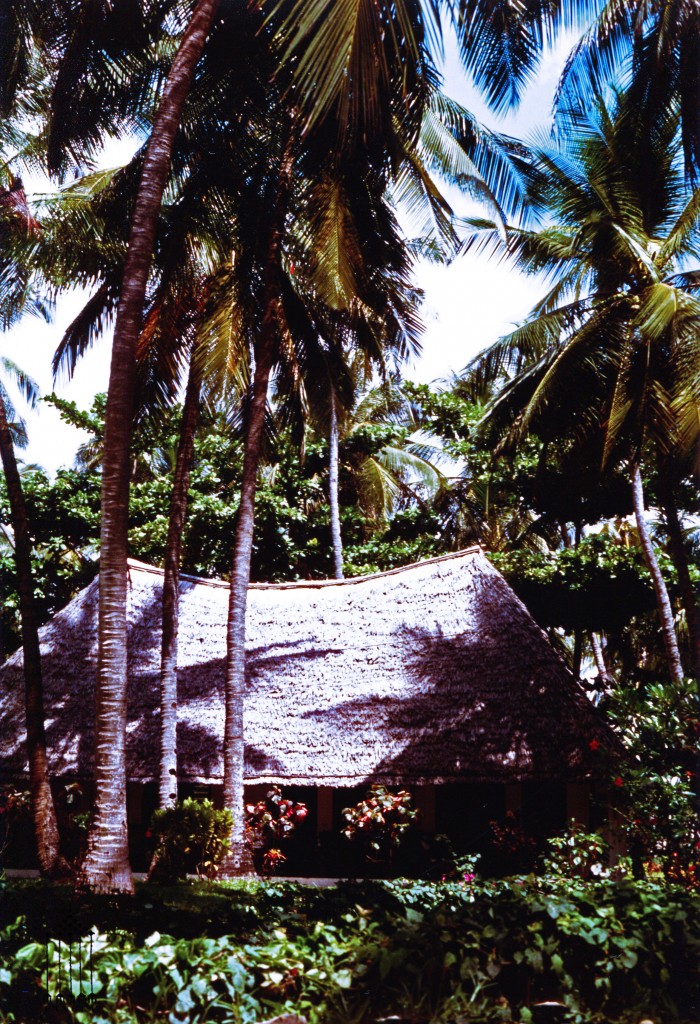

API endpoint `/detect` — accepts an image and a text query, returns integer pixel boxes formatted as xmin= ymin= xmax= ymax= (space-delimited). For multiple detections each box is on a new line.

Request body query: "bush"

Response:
xmin=149 ymin=798 xmax=232 ymax=882
xmin=606 ymin=677 xmax=700 ymax=886
xmin=342 ymin=784 xmax=419 ymax=861
xmin=0 ymin=877 xmax=698 ymax=1024
xmin=542 ymin=820 xmax=611 ymax=880
xmin=245 ymin=786 xmax=308 ymax=875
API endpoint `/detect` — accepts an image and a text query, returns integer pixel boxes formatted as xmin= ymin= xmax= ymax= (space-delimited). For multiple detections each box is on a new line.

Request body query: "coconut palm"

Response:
xmin=0 ymin=175 xmax=72 ymax=877
xmin=460 ymin=89 xmax=700 ymax=683
xmin=558 ymin=0 xmax=700 ymax=180
xmin=0 ymin=361 xmax=73 ymax=878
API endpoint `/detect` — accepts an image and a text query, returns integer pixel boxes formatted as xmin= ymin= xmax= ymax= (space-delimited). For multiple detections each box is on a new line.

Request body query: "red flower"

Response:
xmin=613 ymin=776 xmax=624 ymax=787
xmin=588 ymin=739 xmax=600 ymax=751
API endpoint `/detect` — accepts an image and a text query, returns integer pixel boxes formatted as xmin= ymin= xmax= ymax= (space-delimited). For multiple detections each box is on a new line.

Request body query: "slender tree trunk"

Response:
xmin=572 ymin=631 xmax=582 ymax=679
xmin=157 ymin=356 xmax=201 ymax=809
xmin=590 ymin=632 xmax=610 ymax=681
xmin=657 ymin=460 xmax=700 ymax=681
xmin=0 ymin=395 xmax=71 ymax=878
xmin=329 ymin=389 xmax=344 ymax=579
xmin=631 ymin=462 xmax=684 ymax=685
xmin=221 ymin=128 xmax=296 ymax=876
xmin=82 ymin=0 xmax=221 ymax=894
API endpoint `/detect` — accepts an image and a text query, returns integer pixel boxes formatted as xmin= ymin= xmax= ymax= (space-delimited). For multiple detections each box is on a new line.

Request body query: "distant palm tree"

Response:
xmin=461 ymin=90 xmax=700 ymax=683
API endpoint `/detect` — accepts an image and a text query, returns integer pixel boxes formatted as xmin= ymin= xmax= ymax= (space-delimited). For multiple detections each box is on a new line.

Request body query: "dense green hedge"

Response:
xmin=0 ymin=877 xmax=698 ymax=1023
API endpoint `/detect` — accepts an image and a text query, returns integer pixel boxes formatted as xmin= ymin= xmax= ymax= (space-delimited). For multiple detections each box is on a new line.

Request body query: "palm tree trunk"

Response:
xmin=631 ymin=462 xmax=684 ymax=685
xmin=657 ymin=460 xmax=700 ymax=681
xmin=221 ymin=127 xmax=297 ymax=876
xmin=82 ymin=0 xmax=221 ymax=894
xmin=572 ymin=630 xmax=582 ymax=679
xmin=0 ymin=395 xmax=70 ymax=878
xmin=158 ymin=356 xmax=201 ymax=809
xmin=589 ymin=632 xmax=611 ymax=681
xmin=329 ymin=389 xmax=344 ymax=579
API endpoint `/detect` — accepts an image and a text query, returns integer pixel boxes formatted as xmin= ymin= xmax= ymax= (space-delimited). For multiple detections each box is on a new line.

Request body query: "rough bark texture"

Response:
xmin=221 ymin=128 xmax=296 ymax=877
xmin=0 ymin=394 xmax=70 ymax=879
xmin=630 ymin=462 xmax=684 ymax=685
xmin=329 ymin=389 xmax=344 ymax=579
xmin=83 ymin=0 xmax=221 ymax=894
xmin=658 ymin=461 xmax=700 ymax=681
xmin=158 ymin=356 xmax=201 ymax=809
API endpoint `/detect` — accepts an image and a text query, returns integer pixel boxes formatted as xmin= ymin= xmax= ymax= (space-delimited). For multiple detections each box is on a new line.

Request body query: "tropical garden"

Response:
xmin=0 ymin=1 xmax=698 ymax=1022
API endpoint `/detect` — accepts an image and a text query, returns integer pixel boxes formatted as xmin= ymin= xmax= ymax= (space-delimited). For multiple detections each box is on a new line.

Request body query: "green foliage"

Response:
xmin=606 ymin=678 xmax=700 ymax=886
xmin=491 ymin=536 xmax=659 ymax=632
xmin=0 ymin=877 xmax=698 ymax=1024
xmin=542 ymin=821 xmax=611 ymax=881
xmin=342 ymin=785 xmax=419 ymax=860
xmin=149 ymin=799 xmax=232 ymax=883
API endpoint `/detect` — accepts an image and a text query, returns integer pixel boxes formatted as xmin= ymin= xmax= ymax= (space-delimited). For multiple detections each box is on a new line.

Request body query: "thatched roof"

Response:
xmin=0 ymin=549 xmax=618 ymax=786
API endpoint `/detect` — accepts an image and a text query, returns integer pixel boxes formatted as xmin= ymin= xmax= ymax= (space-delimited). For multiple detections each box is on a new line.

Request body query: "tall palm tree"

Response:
xmin=558 ymin=0 xmax=700 ymax=180
xmin=0 ymin=361 xmax=71 ymax=878
xmin=461 ymin=90 xmax=700 ymax=683
xmin=0 ymin=175 xmax=71 ymax=877
xmin=78 ymin=0 xmax=223 ymax=894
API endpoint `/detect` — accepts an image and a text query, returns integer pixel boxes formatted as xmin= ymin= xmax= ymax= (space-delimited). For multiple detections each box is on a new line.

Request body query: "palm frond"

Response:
xmin=52 ymin=281 xmax=118 ymax=382
xmin=1 ymin=355 xmax=39 ymax=408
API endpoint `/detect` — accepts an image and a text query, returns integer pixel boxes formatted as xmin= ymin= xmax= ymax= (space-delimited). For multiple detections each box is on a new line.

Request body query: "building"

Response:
xmin=0 ymin=548 xmax=621 ymax=872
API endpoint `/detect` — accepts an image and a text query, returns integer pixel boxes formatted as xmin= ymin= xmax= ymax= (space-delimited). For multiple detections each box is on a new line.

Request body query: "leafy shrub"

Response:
xmin=0 ymin=877 xmax=698 ymax=1024
xmin=606 ymin=678 xmax=700 ymax=886
xmin=149 ymin=798 xmax=232 ymax=882
xmin=245 ymin=786 xmax=308 ymax=875
xmin=342 ymin=784 xmax=419 ymax=861
xmin=542 ymin=821 xmax=611 ymax=880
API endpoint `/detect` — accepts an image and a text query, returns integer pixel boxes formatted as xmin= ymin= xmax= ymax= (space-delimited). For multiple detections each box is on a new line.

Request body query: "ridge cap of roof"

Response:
xmin=127 ymin=546 xmax=486 ymax=591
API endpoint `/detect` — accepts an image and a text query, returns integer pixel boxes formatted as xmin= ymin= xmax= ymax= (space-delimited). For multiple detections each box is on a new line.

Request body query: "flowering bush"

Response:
xmin=542 ymin=820 xmax=612 ymax=880
xmin=342 ymin=785 xmax=419 ymax=861
xmin=245 ymin=786 xmax=308 ymax=875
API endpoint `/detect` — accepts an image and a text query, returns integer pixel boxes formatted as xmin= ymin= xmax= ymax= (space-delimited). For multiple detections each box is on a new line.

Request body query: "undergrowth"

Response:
xmin=0 ymin=876 xmax=698 ymax=1023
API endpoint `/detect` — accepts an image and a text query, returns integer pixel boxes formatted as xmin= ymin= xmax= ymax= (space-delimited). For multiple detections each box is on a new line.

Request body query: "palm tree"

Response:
xmin=0 ymin=359 xmax=72 ymax=878
xmin=461 ymin=90 xmax=700 ymax=683
xmin=558 ymin=0 xmax=700 ymax=180
xmin=77 ymin=0 xmax=224 ymax=894
xmin=0 ymin=176 xmax=72 ymax=877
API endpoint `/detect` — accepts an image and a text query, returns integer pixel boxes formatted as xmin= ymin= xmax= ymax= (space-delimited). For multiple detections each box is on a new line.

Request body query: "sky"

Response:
xmin=0 ymin=30 xmax=577 ymax=473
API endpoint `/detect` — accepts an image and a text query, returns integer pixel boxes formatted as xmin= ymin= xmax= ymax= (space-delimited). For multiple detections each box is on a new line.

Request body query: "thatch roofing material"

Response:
xmin=0 ymin=549 xmax=617 ymax=786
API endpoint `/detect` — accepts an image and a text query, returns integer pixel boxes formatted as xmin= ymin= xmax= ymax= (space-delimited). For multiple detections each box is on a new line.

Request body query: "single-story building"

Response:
xmin=0 ymin=547 xmax=622 ymax=872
